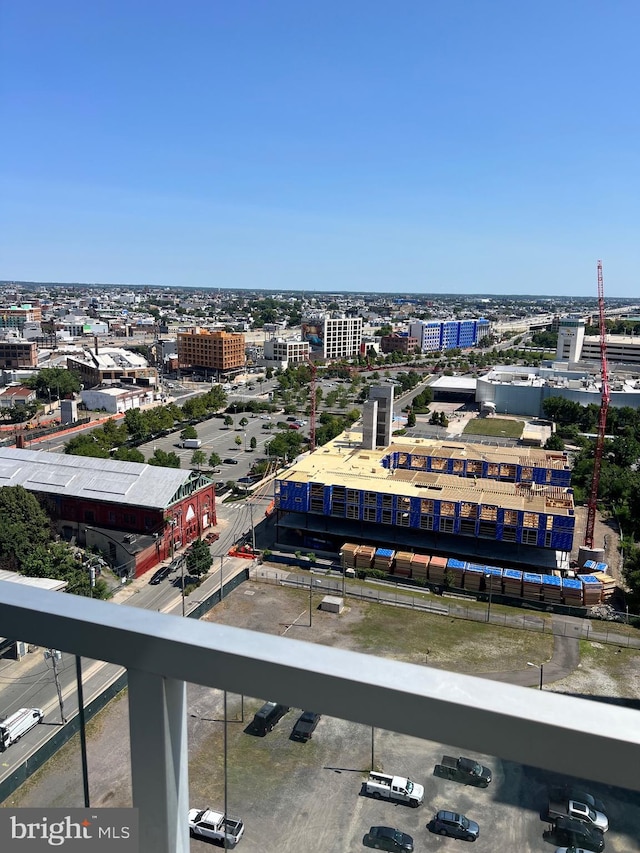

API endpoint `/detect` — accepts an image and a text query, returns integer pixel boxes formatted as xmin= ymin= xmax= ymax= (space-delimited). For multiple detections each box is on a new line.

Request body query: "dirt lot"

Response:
xmin=5 ymin=582 xmax=640 ymax=852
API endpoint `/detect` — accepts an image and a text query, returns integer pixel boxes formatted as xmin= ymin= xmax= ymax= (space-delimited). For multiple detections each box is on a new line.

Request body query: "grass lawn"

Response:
xmin=463 ymin=417 xmax=525 ymax=439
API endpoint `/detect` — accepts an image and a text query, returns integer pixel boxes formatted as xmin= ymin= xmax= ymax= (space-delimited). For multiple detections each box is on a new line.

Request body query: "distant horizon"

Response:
xmin=2 ymin=4 xmax=639 ymax=296
xmin=1 ymin=278 xmax=637 ymax=303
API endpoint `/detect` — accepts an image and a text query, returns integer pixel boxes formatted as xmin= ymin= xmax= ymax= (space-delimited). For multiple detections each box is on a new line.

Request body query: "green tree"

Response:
xmin=249 ymin=436 xmax=257 ymax=451
xmin=148 ymin=449 xmax=181 ymax=468
xmin=112 ymin=447 xmax=146 ymax=463
xmin=544 ymin=433 xmax=565 ymax=451
xmin=208 ymin=451 xmax=222 ymax=468
xmin=124 ymin=408 xmax=150 ymax=442
xmin=224 ymin=415 xmax=233 ymax=428
xmin=234 ymin=435 xmax=242 ymax=448
xmin=407 ymin=410 xmax=416 ymax=427
xmin=185 ymin=538 xmax=213 ymax=579
xmin=181 ymin=425 xmax=198 ymax=440
xmin=191 ymin=449 xmax=206 ymax=470
xmin=26 ymin=367 xmax=81 ymax=400
xmin=239 ymin=417 xmax=249 ymax=429
xmin=0 ymin=486 xmax=53 ymax=572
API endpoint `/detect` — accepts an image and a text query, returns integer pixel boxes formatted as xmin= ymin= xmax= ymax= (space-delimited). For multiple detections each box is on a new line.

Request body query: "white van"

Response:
xmin=0 ymin=707 xmax=44 ymax=750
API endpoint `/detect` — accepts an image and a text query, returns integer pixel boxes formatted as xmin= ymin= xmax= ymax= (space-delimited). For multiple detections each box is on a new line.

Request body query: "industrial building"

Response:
xmin=67 ymin=345 xmax=158 ymax=389
xmin=0 ymin=448 xmax=216 ymax=578
xmin=177 ymin=328 xmax=246 ymax=375
xmin=476 ymin=365 xmax=640 ymax=418
xmin=0 ymin=339 xmax=38 ymax=369
xmin=274 ymin=430 xmax=575 ymax=571
xmin=409 ymin=318 xmax=490 ymax=352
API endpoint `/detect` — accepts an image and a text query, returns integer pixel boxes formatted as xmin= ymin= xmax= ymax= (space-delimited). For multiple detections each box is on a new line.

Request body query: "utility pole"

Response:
xmin=180 ymin=556 xmax=185 ymax=617
xmin=46 ymin=649 xmax=67 ymax=724
xmin=75 ymin=655 xmax=91 ymax=806
xmin=249 ymin=503 xmax=256 ymax=554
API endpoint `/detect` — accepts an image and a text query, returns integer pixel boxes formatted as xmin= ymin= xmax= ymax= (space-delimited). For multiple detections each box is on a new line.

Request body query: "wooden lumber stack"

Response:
xmin=522 ymin=572 xmax=543 ymax=601
xmin=463 ymin=563 xmax=484 ymax=592
xmin=503 ymin=569 xmax=523 ymax=597
xmin=541 ymin=574 xmax=563 ymax=603
xmin=410 ymin=553 xmax=428 ymax=581
xmin=340 ymin=543 xmax=359 ymax=571
xmin=581 ymin=574 xmax=603 ymax=605
xmin=446 ymin=557 xmax=466 ymax=589
xmin=593 ymin=571 xmax=617 ymax=601
xmin=428 ymin=555 xmax=447 ymax=584
xmin=355 ymin=545 xmax=375 ymax=570
xmin=562 ymin=577 xmax=583 ymax=606
xmin=374 ymin=548 xmax=395 ymax=573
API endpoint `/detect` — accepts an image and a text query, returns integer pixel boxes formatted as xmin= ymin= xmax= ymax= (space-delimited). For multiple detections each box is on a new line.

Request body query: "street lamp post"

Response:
xmin=484 ymin=572 xmax=493 ymax=623
xmin=309 ymin=571 xmax=314 ymax=627
xmin=527 ymin=661 xmax=544 ymax=690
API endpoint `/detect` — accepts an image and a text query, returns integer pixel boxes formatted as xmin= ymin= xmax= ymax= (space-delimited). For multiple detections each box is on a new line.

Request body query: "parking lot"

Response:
xmin=6 ymin=582 xmax=639 ymax=851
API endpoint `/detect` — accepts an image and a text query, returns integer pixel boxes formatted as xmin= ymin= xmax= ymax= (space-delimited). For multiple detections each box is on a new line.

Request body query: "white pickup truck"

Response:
xmin=188 ymin=807 xmax=244 ymax=847
xmin=364 ymin=772 xmax=424 ymax=807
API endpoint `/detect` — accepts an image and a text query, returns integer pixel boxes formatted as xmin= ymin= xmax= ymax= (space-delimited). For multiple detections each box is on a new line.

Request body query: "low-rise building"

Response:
xmin=0 ymin=448 xmax=216 ymax=578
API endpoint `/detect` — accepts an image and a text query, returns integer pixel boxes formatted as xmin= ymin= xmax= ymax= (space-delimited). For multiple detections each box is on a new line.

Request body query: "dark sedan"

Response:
xmin=363 ymin=826 xmax=413 ymax=852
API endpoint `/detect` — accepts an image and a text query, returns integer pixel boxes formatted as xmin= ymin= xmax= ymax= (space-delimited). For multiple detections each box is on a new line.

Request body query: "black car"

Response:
xmin=431 ymin=811 xmax=479 ymax=842
xmin=149 ymin=565 xmax=172 ymax=585
xmin=363 ymin=826 xmax=414 ymax=852
xmin=223 ymin=458 xmax=239 ymax=464
xmin=251 ymin=702 xmax=289 ymax=736
xmin=291 ymin=711 xmax=320 ymax=742
xmin=544 ymin=815 xmax=605 ymax=852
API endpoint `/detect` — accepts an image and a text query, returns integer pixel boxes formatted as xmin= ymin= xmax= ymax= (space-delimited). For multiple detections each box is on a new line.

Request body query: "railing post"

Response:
xmin=128 ymin=670 xmax=189 ymax=853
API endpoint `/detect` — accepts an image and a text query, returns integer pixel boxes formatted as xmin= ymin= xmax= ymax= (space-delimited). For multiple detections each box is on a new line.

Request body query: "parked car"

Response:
xmin=251 ymin=702 xmax=289 ymax=736
xmin=286 ymin=416 xmax=297 ymax=422
xmin=362 ymin=826 xmax=414 ymax=852
xmin=291 ymin=711 xmax=320 ymax=742
xmin=149 ymin=565 xmax=172 ymax=585
xmin=288 ymin=423 xmax=300 ymax=430
xmin=551 ymin=786 xmax=607 ymax=816
xmin=223 ymin=458 xmax=239 ymax=464
xmin=431 ymin=811 xmax=479 ymax=842
xmin=543 ymin=816 xmax=605 ymax=852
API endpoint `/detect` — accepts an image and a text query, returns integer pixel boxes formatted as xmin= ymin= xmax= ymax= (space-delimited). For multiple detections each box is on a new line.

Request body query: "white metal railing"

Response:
xmin=0 ymin=580 xmax=639 ymax=853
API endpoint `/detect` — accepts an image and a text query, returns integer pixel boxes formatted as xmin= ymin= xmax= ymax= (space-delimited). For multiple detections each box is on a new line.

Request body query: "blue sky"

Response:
xmin=1 ymin=1 xmax=639 ymax=296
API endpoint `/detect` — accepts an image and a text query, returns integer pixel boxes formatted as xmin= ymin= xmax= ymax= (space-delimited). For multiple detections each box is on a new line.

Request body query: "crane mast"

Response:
xmin=584 ymin=260 xmax=610 ymax=549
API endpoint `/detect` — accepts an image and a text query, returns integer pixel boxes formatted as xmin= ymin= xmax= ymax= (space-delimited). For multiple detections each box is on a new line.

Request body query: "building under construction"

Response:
xmin=274 ymin=431 xmax=575 ymax=572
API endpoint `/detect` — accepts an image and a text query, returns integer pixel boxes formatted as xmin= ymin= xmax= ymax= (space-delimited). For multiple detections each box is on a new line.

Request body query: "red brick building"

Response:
xmin=0 ymin=449 xmax=216 ymax=578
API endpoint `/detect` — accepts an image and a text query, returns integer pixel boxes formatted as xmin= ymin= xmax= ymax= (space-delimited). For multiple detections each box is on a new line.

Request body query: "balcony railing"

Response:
xmin=0 ymin=579 xmax=639 ymax=852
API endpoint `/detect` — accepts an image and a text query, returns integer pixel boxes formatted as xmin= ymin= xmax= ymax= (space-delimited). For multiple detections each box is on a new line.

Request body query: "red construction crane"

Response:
xmin=584 ymin=259 xmax=610 ymax=549
xmin=307 ymin=357 xmax=317 ymax=452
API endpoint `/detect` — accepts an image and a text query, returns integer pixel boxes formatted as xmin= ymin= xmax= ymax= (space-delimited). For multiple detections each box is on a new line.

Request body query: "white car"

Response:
xmin=568 ymin=800 xmax=609 ymax=832
xmin=260 ymin=415 xmax=271 ymax=420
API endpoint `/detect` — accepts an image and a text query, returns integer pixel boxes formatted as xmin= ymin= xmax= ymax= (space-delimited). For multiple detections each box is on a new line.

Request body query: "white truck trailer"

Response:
xmin=0 ymin=707 xmax=44 ymax=750
xmin=364 ymin=772 xmax=424 ymax=807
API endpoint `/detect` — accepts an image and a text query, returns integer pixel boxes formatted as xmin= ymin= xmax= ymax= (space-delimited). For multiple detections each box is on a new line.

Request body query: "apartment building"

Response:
xmin=263 ymin=337 xmax=310 ymax=367
xmin=274 ymin=431 xmax=574 ymax=568
xmin=302 ymin=314 xmax=363 ymax=360
xmin=409 ymin=318 xmax=490 ymax=352
xmin=177 ymin=328 xmax=245 ymax=373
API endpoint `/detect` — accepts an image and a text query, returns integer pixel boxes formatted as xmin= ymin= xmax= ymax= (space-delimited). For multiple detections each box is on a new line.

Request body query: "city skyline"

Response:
xmin=1 ymin=2 xmax=639 ymax=296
